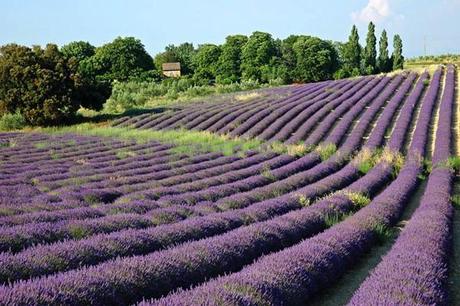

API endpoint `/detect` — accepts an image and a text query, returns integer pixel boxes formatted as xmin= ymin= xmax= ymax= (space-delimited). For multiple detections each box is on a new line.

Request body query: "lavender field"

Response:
xmin=0 ymin=65 xmax=458 ymax=305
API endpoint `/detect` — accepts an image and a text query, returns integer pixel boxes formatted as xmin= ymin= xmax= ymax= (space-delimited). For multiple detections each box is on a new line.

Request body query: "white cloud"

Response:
xmin=352 ymin=0 xmax=391 ymax=23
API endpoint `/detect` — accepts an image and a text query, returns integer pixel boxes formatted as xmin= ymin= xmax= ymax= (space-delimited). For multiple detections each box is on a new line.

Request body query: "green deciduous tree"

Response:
xmin=363 ymin=22 xmax=377 ymax=74
xmin=0 ymin=44 xmax=82 ymax=125
xmin=279 ymin=35 xmax=309 ymax=82
xmin=216 ymin=35 xmax=247 ymax=84
xmin=392 ymin=34 xmax=404 ymax=70
xmin=377 ymin=30 xmax=391 ymax=73
xmin=192 ymin=44 xmax=221 ymax=83
xmin=82 ymin=37 xmax=154 ymax=82
xmin=241 ymin=31 xmax=278 ymax=82
xmin=292 ymin=36 xmax=339 ymax=82
xmin=61 ymin=41 xmax=95 ymax=62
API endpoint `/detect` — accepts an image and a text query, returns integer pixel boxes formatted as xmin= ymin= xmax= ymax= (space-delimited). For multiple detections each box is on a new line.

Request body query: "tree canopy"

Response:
xmin=0 ymin=44 xmax=81 ymax=125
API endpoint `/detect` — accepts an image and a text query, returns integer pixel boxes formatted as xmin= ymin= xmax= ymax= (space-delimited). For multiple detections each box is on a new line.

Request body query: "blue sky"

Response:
xmin=1 ymin=0 xmax=459 ymax=58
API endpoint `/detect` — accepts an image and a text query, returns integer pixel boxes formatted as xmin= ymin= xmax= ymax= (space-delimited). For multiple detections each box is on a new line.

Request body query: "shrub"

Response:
xmin=0 ymin=112 xmax=26 ymax=131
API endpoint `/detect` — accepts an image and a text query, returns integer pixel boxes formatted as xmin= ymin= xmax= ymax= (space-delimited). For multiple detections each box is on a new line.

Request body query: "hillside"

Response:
xmin=0 ymin=65 xmax=458 ymax=305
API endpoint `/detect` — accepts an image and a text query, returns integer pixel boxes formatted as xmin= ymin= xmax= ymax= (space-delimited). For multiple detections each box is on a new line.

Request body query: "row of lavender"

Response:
xmin=0 ymin=68 xmax=434 ymax=305
xmin=0 ymin=74 xmax=407 ymax=258
xmin=113 ymin=76 xmax=383 ymax=144
xmin=1 ymin=67 xmax=455 ymax=305
xmin=148 ymin=65 xmax=457 ymax=305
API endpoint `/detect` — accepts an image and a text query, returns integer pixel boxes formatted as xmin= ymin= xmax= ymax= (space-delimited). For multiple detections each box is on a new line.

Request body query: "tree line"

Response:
xmin=0 ymin=23 xmax=403 ymax=126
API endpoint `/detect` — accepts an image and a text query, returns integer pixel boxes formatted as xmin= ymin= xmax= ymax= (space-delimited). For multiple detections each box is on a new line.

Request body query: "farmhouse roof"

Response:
xmin=162 ymin=62 xmax=181 ymax=71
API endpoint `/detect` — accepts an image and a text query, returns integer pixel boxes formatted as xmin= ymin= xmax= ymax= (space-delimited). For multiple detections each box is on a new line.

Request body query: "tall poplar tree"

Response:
xmin=363 ymin=22 xmax=377 ymax=74
xmin=377 ymin=30 xmax=390 ymax=73
xmin=392 ymin=34 xmax=404 ymax=70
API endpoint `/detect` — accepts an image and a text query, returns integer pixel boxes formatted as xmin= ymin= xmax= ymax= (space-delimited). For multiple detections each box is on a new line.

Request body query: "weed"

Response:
xmin=315 ymin=143 xmax=337 ymax=161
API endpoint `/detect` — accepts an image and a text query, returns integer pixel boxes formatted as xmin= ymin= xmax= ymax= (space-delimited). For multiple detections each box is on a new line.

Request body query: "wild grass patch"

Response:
xmin=38 ymin=123 xmax=313 ymax=157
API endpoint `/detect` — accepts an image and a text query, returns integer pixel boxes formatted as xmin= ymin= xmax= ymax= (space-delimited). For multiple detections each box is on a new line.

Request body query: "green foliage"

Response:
xmin=377 ymin=30 xmax=391 ymax=73
xmin=392 ymin=34 xmax=404 ymax=70
xmin=82 ymin=36 xmax=154 ymax=82
xmin=260 ymin=164 xmax=276 ymax=181
xmin=216 ymin=35 xmax=248 ymax=84
xmin=371 ymin=222 xmax=394 ymax=244
xmin=341 ymin=25 xmax=362 ymax=74
xmin=0 ymin=111 xmax=26 ymax=131
xmin=292 ymin=36 xmax=339 ymax=82
xmin=447 ymin=156 xmax=460 ymax=171
xmin=61 ymin=41 xmax=95 ymax=62
xmin=324 ymin=212 xmax=351 ymax=228
xmin=279 ymin=35 xmax=304 ymax=82
xmin=452 ymin=195 xmax=460 ymax=210
xmin=192 ymin=44 xmax=222 ymax=82
xmin=103 ymin=77 xmax=263 ymax=113
xmin=241 ymin=31 xmax=278 ymax=82
xmin=315 ymin=143 xmax=337 ymax=161
xmin=363 ymin=22 xmax=377 ymax=74
xmin=297 ymin=195 xmax=311 ymax=207
xmin=344 ymin=191 xmax=371 ymax=208
xmin=154 ymin=43 xmax=195 ymax=75
xmin=0 ymin=44 xmax=82 ymax=125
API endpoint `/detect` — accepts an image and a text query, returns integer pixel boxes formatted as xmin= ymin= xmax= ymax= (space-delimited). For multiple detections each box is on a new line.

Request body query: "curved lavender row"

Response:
xmin=145 ymin=97 xmax=244 ymax=130
xmin=206 ymin=83 xmax=330 ymax=134
xmin=432 ymin=65 xmax=455 ymax=165
xmin=214 ymin=85 xmax=328 ymax=135
xmin=349 ymin=65 xmax=456 ymax=305
xmin=256 ymin=80 xmax=357 ymax=141
xmin=189 ymin=83 xmax=320 ymax=132
xmin=208 ymin=82 xmax=336 ymax=134
xmin=116 ymin=113 xmax=155 ymax=128
xmin=286 ymin=77 xmax=378 ymax=144
xmin=145 ymin=70 xmax=438 ymax=306
xmin=366 ymin=73 xmax=418 ymax=148
xmin=0 ymin=76 xmax=408 ymax=290
xmin=0 ymin=152 xmax=224 ymax=217
xmin=33 ymin=145 xmax=173 ymax=186
xmin=164 ymin=76 xmax=404 ymax=210
xmin=228 ymin=79 xmax=356 ymax=138
xmin=387 ymin=72 xmax=429 ymax=151
xmin=155 ymin=153 xmax=321 ymax=207
xmin=270 ymin=79 xmax=377 ymax=142
xmin=149 ymin=158 xmax=421 ymax=306
xmin=0 ymin=154 xmax=290 ymax=242
xmin=0 ymin=152 xmax=269 ymax=224
xmin=408 ymin=68 xmax=442 ymax=157
xmin=120 ymin=153 xmax=292 ymax=202
xmin=140 ymin=84 xmax=299 ymax=131
xmin=0 ymin=156 xmax=304 ymax=251
xmin=327 ymin=75 xmax=402 ymax=150
xmin=0 ymin=140 xmax=152 ymax=186
xmin=349 ymin=167 xmax=453 ymax=305
xmin=0 ymin=166 xmax=367 ymax=303
xmin=240 ymin=80 xmax=350 ymax=139
xmin=0 ymin=159 xmax=387 ymax=284
xmin=0 ymin=135 xmax=137 ymax=166
xmin=191 ymin=96 xmax=277 ymax=131
xmin=15 ymin=80 xmax=406 ymax=253
xmin=50 ymin=152 xmax=242 ymax=193
xmin=215 ymin=87 xmax=320 ymax=134
xmin=156 ymin=84 xmax=316 ymax=131
xmin=305 ymin=77 xmax=389 ymax=146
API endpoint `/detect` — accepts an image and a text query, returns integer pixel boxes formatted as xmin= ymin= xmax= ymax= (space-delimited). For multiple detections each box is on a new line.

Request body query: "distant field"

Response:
xmin=0 ymin=65 xmax=458 ymax=305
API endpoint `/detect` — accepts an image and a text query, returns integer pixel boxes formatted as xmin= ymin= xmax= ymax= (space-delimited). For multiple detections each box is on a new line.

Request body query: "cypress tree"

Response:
xmin=377 ymin=30 xmax=390 ymax=73
xmin=392 ymin=34 xmax=404 ymax=70
xmin=363 ymin=22 xmax=377 ymax=74
xmin=344 ymin=25 xmax=361 ymax=71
